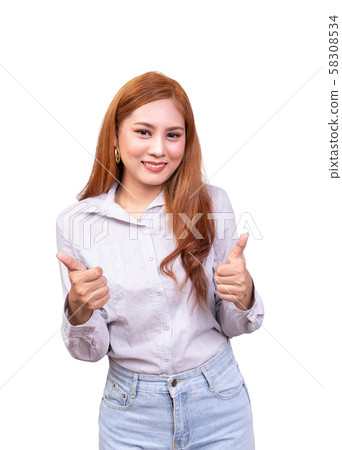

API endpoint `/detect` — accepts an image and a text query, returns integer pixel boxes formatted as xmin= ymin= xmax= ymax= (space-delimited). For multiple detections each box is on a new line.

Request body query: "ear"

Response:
xmin=113 ymin=134 xmax=118 ymax=147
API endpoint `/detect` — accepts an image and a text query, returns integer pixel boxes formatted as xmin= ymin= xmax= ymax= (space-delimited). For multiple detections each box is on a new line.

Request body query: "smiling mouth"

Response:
xmin=141 ymin=161 xmax=168 ymax=168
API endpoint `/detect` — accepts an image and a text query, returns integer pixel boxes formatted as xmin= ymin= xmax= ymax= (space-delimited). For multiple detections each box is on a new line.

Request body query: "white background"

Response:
xmin=0 ymin=1 xmax=341 ymax=449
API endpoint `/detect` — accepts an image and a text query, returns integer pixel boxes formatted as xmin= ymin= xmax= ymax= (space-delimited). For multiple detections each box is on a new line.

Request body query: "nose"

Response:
xmin=147 ymin=135 xmax=165 ymax=158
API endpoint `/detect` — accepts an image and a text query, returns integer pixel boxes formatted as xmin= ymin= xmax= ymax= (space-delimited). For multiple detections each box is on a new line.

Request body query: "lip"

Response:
xmin=141 ymin=161 xmax=168 ymax=172
xmin=142 ymin=161 xmax=167 ymax=165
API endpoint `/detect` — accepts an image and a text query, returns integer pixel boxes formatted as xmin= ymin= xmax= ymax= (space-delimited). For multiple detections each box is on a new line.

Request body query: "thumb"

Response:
xmin=56 ymin=252 xmax=86 ymax=272
xmin=226 ymin=233 xmax=249 ymax=264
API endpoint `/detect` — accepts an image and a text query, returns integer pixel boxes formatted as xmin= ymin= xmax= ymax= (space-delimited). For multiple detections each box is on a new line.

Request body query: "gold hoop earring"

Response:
xmin=114 ymin=146 xmax=121 ymax=164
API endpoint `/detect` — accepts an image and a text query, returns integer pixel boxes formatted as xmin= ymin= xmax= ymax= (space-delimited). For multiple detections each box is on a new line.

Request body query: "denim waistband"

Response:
xmin=107 ymin=340 xmax=237 ymax=397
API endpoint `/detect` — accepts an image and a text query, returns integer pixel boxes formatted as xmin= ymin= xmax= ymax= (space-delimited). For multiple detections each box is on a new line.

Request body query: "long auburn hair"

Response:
xmin=78 ymin=71 xmax=216 ymax=310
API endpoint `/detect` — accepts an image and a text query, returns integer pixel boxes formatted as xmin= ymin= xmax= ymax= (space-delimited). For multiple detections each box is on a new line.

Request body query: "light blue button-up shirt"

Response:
xmin=56 ymin=181 xmax=264 ymax=375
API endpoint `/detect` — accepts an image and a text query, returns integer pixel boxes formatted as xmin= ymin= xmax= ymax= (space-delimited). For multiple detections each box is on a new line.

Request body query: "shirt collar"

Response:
xmin=84 ymin=180 xmax=165 ymax=224
xmin=106 ymin=180 xmax=165 ymax=208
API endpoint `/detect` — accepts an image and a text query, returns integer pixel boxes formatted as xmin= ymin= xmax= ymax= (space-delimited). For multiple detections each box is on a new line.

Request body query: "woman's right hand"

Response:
xmin=56 ymin=252 xmax=110 ymax=325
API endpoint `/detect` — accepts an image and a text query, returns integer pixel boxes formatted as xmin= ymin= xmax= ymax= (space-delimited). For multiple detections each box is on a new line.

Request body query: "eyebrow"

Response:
xmin=133 ymin=122 xmax=185 ymax=132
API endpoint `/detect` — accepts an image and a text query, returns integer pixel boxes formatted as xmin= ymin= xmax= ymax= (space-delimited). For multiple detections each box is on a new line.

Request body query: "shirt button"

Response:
xmin=163 ymin=325 xmax=169 ymax=330
xmin=163 ymin=358 xmax=168 ymax=362
xmin=156 ymin=290 xmax=162 ymax=296
xmin=172 ymin=379 xmax=178 ymax=387
xmin=141 ymin=225 xmax=146 ymax=230
xmin=148 ymin=255 xmax=154 ymax=261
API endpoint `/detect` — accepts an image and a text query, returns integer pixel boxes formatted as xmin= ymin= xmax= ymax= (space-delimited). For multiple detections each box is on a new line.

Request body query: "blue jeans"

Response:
xmin=98 ymin=340 xmax=255 ymax=449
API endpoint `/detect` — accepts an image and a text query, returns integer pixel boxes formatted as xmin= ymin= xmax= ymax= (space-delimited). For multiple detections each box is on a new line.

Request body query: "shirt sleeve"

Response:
xmin=211 ymin=186 xmax=265 ymax=338
xmin=56 ymin=215 xmax=110 ymax=362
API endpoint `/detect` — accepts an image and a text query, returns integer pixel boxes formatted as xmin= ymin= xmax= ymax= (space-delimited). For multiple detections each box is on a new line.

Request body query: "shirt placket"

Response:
xmin=138 ymin=216 xmax=173 ymax=375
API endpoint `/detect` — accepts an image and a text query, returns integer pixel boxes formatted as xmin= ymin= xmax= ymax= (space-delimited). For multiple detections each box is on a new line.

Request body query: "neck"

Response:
xmin=115 ymin=178 xmax=163 ymax=212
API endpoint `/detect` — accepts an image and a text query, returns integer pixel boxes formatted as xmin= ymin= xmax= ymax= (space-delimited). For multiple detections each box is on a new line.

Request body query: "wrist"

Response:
xmin=66 ymin=294 xmax=93 ymax=325
xmin=234 ymin=277 xmax=255 ymax=311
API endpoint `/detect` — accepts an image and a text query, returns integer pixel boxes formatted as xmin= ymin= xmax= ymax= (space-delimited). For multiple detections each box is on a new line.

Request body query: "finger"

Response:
xmin=81 ymin=285 xmax=110 ymax=309
xmin=219 ymin=293 xmax=239 ymax=303
xmin=216 ymin=282 xmax=240 ymax=296
xmin=91 ymin=292 xmax=111 ymax=309
xmin=87 ymin=275 xmax=108 ymax=292
xmin=216 ymin=282 xmax=243 ymax=302
xmin=74 ymin=281 xmax=109 ymax=306
xmin=215 ymin=265 xmax=240 ymax=278
xmin=216 ymin=260 xmax=245 ymax=278
xmin=75 ymin=266 xmax=104 ymax=283
xmin=225 ymin=233 xmax=249 ymax=264
xmin=217 ymin=289 xmax=240 ymax=303
xmin=56 ymin=252 xmax=86 ymax=272
xmin=87 ymin=283 xmax=110 ymax=303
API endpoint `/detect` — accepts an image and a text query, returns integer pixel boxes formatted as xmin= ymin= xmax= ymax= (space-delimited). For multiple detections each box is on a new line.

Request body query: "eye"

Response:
xmin=167 ymin=132 xmax=181 ymax=139
xmin=135 ymin=129 xmax=151 ymax=136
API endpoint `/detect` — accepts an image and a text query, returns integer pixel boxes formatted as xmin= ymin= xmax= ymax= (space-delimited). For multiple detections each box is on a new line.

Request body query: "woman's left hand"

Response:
xmin=214 ymin=233 xmax=255 ymax=311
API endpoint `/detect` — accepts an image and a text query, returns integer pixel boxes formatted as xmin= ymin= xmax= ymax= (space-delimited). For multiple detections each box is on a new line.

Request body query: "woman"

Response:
xmin=56 ymin=71 xmax=265 ymax=449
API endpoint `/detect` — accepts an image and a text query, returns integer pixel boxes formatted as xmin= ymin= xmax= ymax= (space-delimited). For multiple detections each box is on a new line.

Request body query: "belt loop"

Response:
xmin=200 ymin=366 xmax=214 ymax=392
xmin=130 ymin=373 xmax=138 ymax=399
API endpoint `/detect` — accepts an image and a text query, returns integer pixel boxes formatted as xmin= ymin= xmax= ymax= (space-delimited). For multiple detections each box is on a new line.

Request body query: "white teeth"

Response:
xmin=143 ymin=162 xmax=166 ymax=168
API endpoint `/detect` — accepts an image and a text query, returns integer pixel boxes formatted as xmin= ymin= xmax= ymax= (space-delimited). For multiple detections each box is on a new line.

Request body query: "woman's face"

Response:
xmin=115 ymin=98 xmax=186 ymax=192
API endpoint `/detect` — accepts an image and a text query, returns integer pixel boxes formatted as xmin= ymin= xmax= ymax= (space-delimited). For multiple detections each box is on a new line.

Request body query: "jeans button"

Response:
xmin=172 ymin=379 xmax=177 ymax=387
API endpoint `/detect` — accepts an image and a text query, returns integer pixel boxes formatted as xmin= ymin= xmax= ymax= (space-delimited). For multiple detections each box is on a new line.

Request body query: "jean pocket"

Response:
xmin=208 ymin=359 xmax=245 ymax=400
xmin=243 ymin=383 xmax=252 ymax=407
xmin=102 ymin=375 xmax=135 ymax=410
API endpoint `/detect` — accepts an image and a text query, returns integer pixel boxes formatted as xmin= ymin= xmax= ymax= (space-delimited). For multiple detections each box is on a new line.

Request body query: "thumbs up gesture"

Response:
xmin=56 ymin=253 xmax=110 ymax=325
xmin=214 ymin=233 xmax=254 ymax=311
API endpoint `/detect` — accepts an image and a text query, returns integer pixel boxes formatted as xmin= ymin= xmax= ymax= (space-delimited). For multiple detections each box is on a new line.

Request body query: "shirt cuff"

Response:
xmin=62 ymin=295 xmax=101 ymax=333
xmin=60 ymin=295 xmax=110 ymax=362
xmin=221 ymin=287 xmax=264 ymax=323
